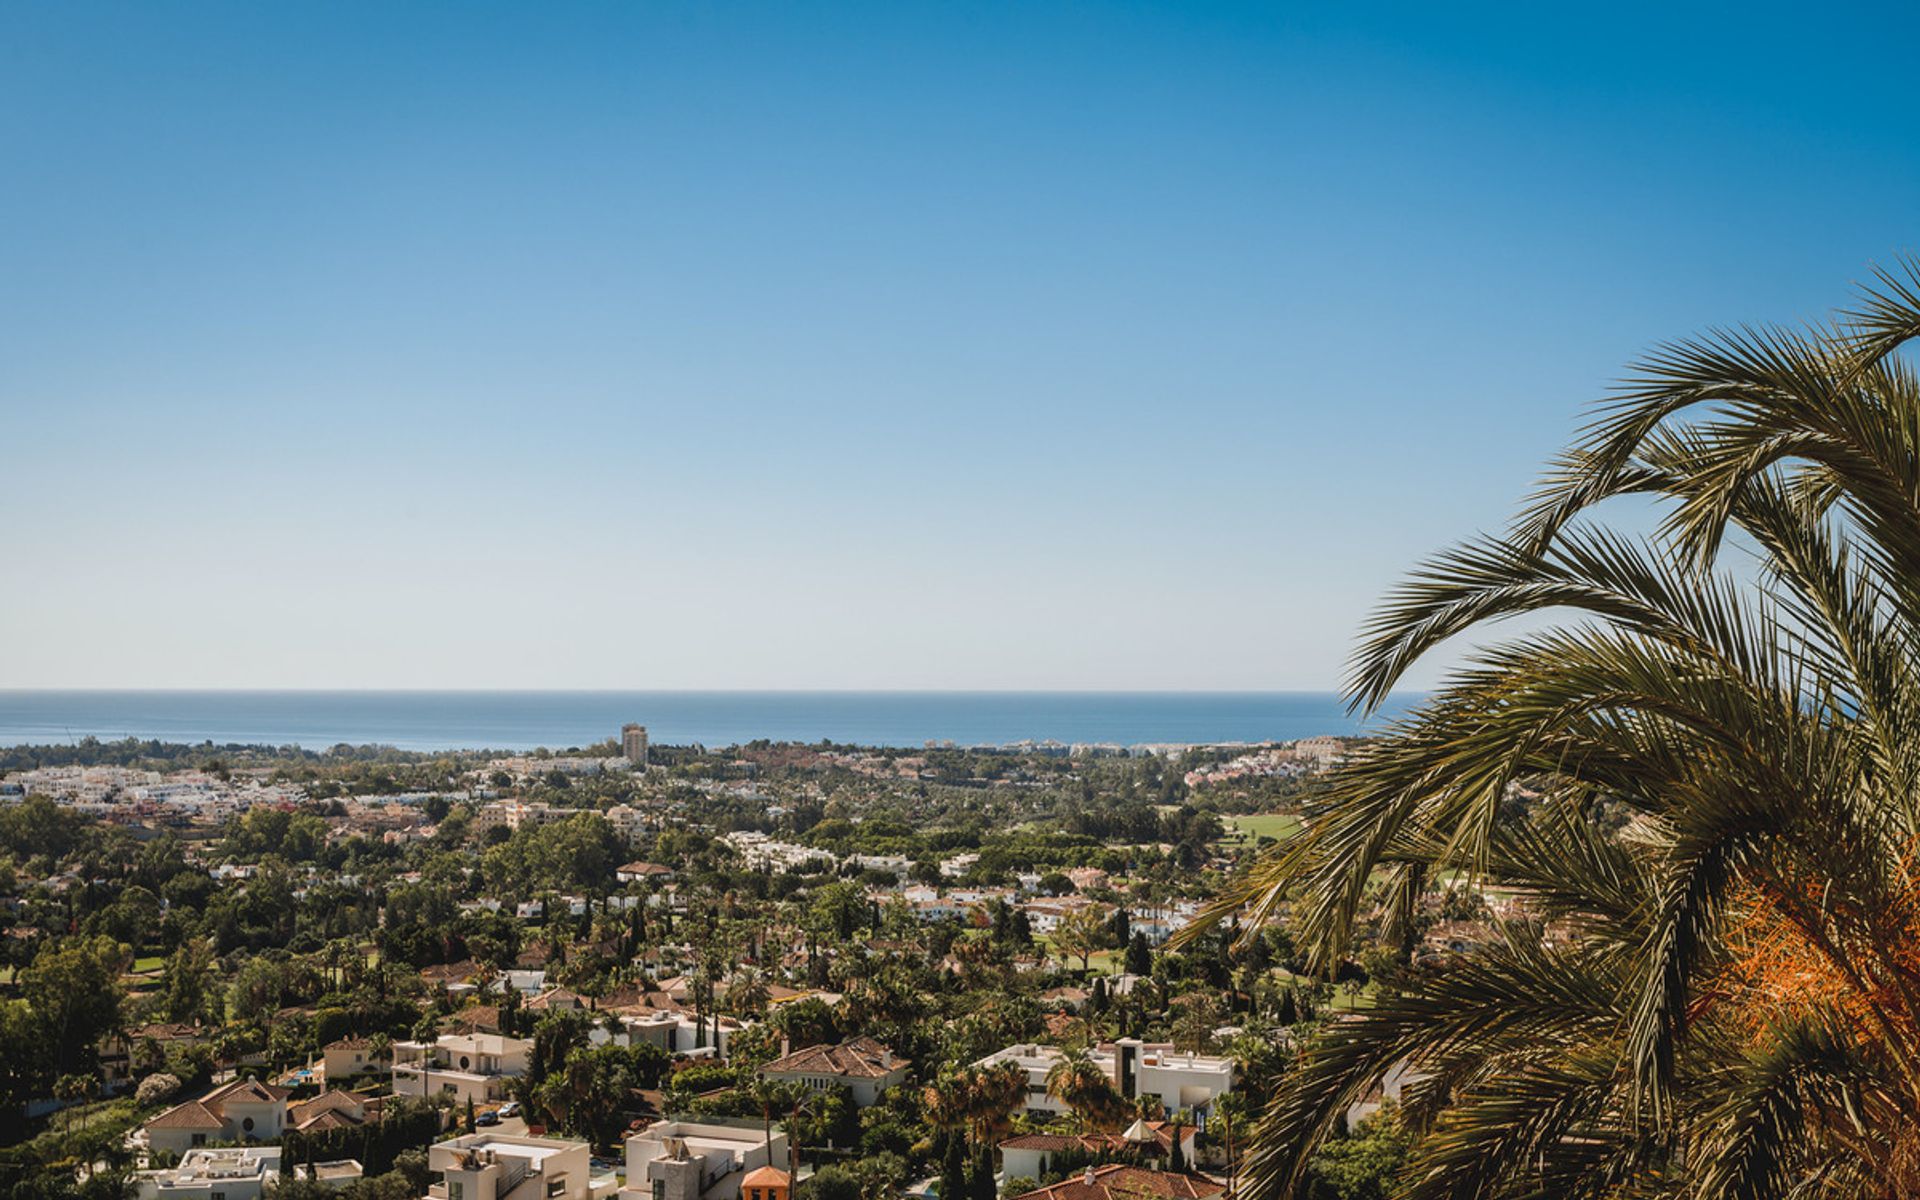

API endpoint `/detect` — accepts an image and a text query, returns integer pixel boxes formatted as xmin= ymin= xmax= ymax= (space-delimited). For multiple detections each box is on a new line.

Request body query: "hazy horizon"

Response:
xmin=0 ymin=689 xmax=1417 ymax=752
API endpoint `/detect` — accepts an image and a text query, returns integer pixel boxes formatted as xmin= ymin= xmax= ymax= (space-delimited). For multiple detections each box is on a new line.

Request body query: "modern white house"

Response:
xmin=593 ymin=1009 xmax=745 ymax=1061
xmin=141 ymin=1079 xmax=293 ymax=1155
xmin=295 ymin=1160 xmax=367 ymax=1190
xmin=621 ymin=1118 xmax=787 ymax=1200
xmin=427 ymin=1133 xmax=592 ymax=1200
xmin=974 ymin=1039 xmax=1235 ymax=1123
xmin=132 ymin=1147 xmax=281 ymax=1200
xmin=1345 ymin=1058 xmax=1426 ymax=1131
xmin=394 ymin=1033 xmax=533 ymax=1106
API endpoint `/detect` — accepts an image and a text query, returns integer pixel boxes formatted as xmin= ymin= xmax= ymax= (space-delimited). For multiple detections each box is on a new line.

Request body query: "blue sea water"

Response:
xmin=0 ymin=691 xmax=1415 ymax=753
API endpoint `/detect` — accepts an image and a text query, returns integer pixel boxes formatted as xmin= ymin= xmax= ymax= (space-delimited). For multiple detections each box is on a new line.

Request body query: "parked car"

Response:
xmin=497 ymin=1101 xmax=520 ymax=1118
xmin=475 ymin=1110 xmax=500 ymax=1127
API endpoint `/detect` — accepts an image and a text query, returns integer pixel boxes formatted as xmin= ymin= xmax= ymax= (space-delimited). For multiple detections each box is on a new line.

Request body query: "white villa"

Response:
xmin=975 ymin=1039 xmax=1235 ymax=1123
xmin=621 ymin=1119 xmax=788 ymax=1200
xmin=133 ymin=1147 xmax=281 ymax=1200
xmin=394 ymin=1032 xmax=533 ymax=1106
xmin=141 ymin=1079 xmax=292 ymax=1155
xmin=428 ymin=1133 xmax=593 ymax=1200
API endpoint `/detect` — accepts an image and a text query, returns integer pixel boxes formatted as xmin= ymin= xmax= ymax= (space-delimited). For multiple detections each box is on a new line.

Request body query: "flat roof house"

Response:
xmin=427 ymin=1133 xmax=592 ymax=1200
xmin=132 ymin=1147 xmax=282 ymax=1200
xmin=621 ymin=1118 xmax=787 ymax=1200
xmin=974 ymin=1039 xmax=1235 ymax=1123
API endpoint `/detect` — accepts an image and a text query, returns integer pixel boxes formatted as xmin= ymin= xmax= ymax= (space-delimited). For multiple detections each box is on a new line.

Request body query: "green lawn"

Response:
xmin=132 ymin=955 xmax=166 ymax=973
xmin=1221 ymin=812 xmax=1304 ymax=845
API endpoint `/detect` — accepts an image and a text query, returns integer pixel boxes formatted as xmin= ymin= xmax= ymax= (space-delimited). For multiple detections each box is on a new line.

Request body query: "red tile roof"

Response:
xmin=759 ymin=1036 xmax=907 ymax=1080
xmin=1007 ymin=1166 xmax=1222 ymax=1200
xmin=144 ymin=1100 xmax=224 ymax=1130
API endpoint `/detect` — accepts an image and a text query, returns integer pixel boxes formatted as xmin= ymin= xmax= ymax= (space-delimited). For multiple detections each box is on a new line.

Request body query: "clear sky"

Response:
xmin=3 ymin=1 xmax=1916 ymax=691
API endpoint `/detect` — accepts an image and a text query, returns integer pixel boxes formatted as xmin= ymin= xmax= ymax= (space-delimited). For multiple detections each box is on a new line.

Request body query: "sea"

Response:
xmin=0 ymin=691 xmax=1415 ymax=753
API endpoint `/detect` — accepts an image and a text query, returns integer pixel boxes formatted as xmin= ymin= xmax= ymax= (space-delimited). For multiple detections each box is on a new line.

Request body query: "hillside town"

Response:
xmin=0 ymin=726 xmax=1457 ymax=1200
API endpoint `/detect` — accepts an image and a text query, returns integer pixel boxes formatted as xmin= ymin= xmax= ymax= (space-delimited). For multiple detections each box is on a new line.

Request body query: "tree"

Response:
xmin=135 ymin=1073 xmax=181 ymax=1105
xmin=54 ymin=1072 xmax=96 ymax=1133
xmin=162 ymin=939 xmax=218 ymax=1024
xmin=1169 ymin=995 xmax=1220 ymax=1056
xmin=1205 ymin=264 xmax=1920 ymax=1198
xmin=1303 ymin=1108 xmax=1410 ymax=1200
xmin=1049 ymin=906 xmax=1110 ymax=974
xmin=806 ymin=1166 xmax=861 ymax=1200
xmin=23 ymin=936 xmax=125 ymax=1077
xmin=1044 ymin=1053 xmax=1127 ymax=1133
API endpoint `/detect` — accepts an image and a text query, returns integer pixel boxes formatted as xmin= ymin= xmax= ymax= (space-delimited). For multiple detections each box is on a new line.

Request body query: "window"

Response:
xmin=242 ymin=1117 xmax=255 ymax=1133
xmin=652 ymin=1181 xmax=665 ymax=1200
xmin=191 ymin=1134 xmax=206 ymax=1147
xmin=450 ymin=1183 xmax=464 ymax=1200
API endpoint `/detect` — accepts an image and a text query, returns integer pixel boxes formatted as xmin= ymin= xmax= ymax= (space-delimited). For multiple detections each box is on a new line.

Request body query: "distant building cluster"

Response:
xmin=1181 ymin=736 xmax=1347 ymax=788
xmin=1 ymin=765 xmax=304 ymax=821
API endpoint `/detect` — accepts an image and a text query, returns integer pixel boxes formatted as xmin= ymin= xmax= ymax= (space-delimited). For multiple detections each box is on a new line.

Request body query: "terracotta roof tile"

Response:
xmin=759 ymin=1036 xmax=906 ymax=1080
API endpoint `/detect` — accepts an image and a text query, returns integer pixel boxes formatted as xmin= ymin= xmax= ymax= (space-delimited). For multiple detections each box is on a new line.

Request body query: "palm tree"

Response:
xmin=1045 ymin=1052 xmax=1127 ymax=1133
xmin=922 ymin=1074 xmax=972 ymax=1145
xmin=368 ymin=1032 xmax=393 ymax=1078
xmin=1195 ymin=262 xmax=1920 ymax=1199
xmin=963 ymin=1061 xmax=1028 ymax=1144
xmin=923 ymin=1063 xmax=1027 ymax=1147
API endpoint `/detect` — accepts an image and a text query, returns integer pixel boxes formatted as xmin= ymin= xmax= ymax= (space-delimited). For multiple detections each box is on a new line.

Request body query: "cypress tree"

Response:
xmin=941 ymin=1133 xmax=968 ymax=1200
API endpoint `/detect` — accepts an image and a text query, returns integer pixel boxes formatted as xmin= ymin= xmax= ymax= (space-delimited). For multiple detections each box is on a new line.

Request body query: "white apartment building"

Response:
xmin=394 ymin=1033 xmax=532 ymax=1106
xmin=473 ymin=802 xmax=569 ymax=836
xmin=846 ymin=854 xmax=912 ymax=879
xmin=428 ymin=1133 xmax=592 ymax=1200
xmin=722 ymin=832 xmax=836 ymax=872
xmin=133 ymin=1147 xmax=281 ymax=1200
xmin=621 ymin=1119 xmax=786 ymax=1200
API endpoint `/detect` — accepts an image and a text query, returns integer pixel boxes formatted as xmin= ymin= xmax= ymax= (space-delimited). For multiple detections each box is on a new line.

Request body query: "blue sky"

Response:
xmin=3 ymin=1 xmax=1916 ymax=690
